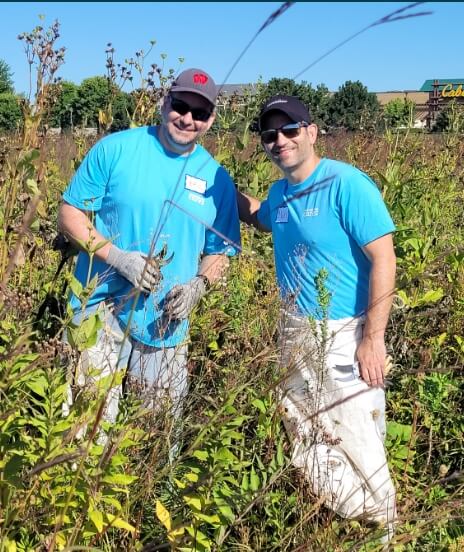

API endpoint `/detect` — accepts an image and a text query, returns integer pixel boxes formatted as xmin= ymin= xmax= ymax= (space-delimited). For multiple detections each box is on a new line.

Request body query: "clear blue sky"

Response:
xmin=1 ymin=2 xmax=462 ymax=95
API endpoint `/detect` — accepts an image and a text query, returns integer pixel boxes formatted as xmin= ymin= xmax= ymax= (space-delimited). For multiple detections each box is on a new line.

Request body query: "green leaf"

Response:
xmin=89 ymin=508 xmax=104 ymax=533
xmin=185 ymin=526 xmax=211 ymax=550
xmin=417 ymin=288 xmax=444 ymax=306
xmin=193 ymin=450 xmax=209 ymax=461
xmin=250 ymin=468 xmax=260 ymax=491
xmin=252 ymin=398 xmax=266 ymax=413
xmin=276 ymin=440 xmax=285 ymax=467
xmin=25 ymin=375 xmax=48 ymax=398
xmin=67 ymin=312 xmax=102 ymax=351
xmin=213 ymin=447 xmax=238 ymax=464
xmin=69 ymin=275 xmax=83 ymax=298
xmin=217 ymin=503 xmax=234 ymax=522
xmin=387 ymin=421 xmax=412 ymax=442
xmin=102 ymin=473 xmax=138 ymax=486
xmin=241 ymin=473 xmax=249 ymax=491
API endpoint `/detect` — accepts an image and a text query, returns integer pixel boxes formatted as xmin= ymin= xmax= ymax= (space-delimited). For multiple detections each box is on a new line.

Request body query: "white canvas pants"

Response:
xmin=64 ymin=302 xmax=188 ymax=429
xmin=278 ymin=309 xmax=396 ymax=526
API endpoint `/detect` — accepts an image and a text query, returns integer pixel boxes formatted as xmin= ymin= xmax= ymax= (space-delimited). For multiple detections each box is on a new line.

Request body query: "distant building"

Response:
xmin=375 ymin=90 xmax=429 ymax=129
xmin=420 ymin=79 xmax=464 ymax=128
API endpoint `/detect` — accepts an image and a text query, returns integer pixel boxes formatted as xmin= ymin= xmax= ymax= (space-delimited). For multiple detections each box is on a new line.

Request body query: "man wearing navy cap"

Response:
xmin=238 ymin=95 xmax=397 ymax=537
xmin=58 ymin=68 xmax=240 ymax=435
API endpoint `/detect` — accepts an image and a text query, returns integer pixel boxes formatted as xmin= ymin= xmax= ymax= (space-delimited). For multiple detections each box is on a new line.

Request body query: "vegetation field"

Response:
xmin=0 ymin=19 xmax=463 ymax=552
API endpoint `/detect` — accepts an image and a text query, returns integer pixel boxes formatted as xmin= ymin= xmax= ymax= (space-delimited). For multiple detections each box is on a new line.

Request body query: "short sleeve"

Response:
xmin=257 ymin=198 xmax=272 ymax=229
xmin=337 ymin=170 xmax=395 ymax=247
xmin=62 ymin=139 xmax=111 ymax=211
xmin=204 ymin=167 xmax=241 ymax=256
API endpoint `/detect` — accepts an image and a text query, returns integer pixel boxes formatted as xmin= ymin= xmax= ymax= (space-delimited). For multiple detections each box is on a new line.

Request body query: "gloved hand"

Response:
xmin=164 ymin=276 xmax=207 ymax=320
xmin=106 ymin=245 xmax=162 ymax=293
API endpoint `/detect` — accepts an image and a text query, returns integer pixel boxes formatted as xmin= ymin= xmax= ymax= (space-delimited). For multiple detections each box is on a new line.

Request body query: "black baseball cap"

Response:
xmin=257 ymin=95 xmax=312 ymax=130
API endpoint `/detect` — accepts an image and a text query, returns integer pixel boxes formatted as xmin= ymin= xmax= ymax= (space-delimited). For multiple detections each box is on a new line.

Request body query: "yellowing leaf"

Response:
xmin=106 ymin=513 xmax=135 ymax=533
xmin=167 ymin=526 xmax=185 ymax=543
xmin=183 ymin=494 xmax=202 ymax=511
xmin=156 ymin=499 xmax=172 ymax=531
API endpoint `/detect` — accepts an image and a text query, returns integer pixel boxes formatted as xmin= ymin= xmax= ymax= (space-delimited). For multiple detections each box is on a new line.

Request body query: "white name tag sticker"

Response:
xmin=275 ymin=206 xmax=289 ymax=223
xmin=185 ymin=174 xmax=207 ymax=194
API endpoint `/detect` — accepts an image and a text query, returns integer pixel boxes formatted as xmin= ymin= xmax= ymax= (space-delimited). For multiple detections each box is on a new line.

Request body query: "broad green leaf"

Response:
xmin=69 ymin=275 xmax=83 ymax=298
xmin=193 ymin=450 xmax=209 ymax=461
xmin=102 ymin=473 xmax=137 ymax=485
xmin=417 ymin=288 xmax=444 ymax=306
xmin=252 ymin=398 xmax=266 ymax=413
xmin=89 ymin=508 xmax=104 ymax=533
xmin=194 ymin=512 xmax=221 ymax=525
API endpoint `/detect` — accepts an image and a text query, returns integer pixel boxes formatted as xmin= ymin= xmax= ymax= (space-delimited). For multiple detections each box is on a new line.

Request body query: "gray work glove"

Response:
xmin=106 ymin=245 xmax=162 ymax=293
xmin=164 ymin=276 xmax=207 ymax=320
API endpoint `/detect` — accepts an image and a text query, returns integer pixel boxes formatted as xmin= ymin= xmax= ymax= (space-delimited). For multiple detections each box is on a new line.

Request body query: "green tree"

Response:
xmin=0 ymin=59 xmax=14 ymax=94
xmin=111 ymin=90 xmax=136 ymax=131
xmin=384 ymin=97 xmax=416 ymax=129
xmin=432 ymin=100 xmax=464 ymax=133
xmin=329 ymin=80 xmax=380 ymax=130
xmin=0 ymin=93 xmax=23 ymax=130
xmin=263 ymin=77 xmax=331 ymax=128
xmin=73 ymin=76 xmax=113 ymax=128
xmin=47 ymin=80 xmax=79 ymax=129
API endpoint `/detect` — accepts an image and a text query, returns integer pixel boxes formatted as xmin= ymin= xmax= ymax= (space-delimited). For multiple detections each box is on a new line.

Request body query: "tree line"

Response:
xmin=0 ymin=58 xmax=458 ymax=133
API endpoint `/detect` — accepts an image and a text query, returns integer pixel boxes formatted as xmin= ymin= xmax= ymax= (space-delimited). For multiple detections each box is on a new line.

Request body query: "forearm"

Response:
xmin=58 ymin=202 xmax=111 ymax=262
xmin=236 ymin=189 xmax=270 ymax=232
xmin=357 ymin=234 xmax=396 ymax=385
xmin=198 ymin=254 xmax=230 ymax=285
xmin=363 ymin=254 xmax=396 ymax=341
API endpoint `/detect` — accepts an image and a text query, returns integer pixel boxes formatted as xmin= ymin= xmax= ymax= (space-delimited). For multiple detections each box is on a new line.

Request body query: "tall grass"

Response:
xmin=0 ymin=20 xmax=463 ymax=552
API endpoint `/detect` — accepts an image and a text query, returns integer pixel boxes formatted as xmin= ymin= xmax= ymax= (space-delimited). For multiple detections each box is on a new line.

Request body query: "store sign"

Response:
xmin=441 ymin=84 xmax=464 ymax=97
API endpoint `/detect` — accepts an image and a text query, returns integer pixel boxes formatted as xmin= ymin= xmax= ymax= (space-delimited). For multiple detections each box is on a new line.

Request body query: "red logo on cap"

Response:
xmin=193 ymin=73 xmax=208 ymax=85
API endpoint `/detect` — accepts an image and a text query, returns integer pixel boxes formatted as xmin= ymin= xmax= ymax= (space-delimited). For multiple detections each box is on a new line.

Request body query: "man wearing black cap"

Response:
xmin=58 ymin=68 xmax=240 ymax=436
xmin=238 ymin=95 xmax=397 ymax=534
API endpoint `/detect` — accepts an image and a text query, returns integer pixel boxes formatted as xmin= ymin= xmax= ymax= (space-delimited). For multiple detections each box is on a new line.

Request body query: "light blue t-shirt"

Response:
xmin=63 ymin=125 xmax=240 ymax=347
xmin=257 ymin=158 xmax=395 ymax=320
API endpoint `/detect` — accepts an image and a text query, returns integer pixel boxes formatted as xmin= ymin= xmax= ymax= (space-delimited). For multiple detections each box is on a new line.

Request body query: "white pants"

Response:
xmin=64 ymin=302 xmax=188 ymax=428
xmin=278 ymin=309 xmax=396 ymax=526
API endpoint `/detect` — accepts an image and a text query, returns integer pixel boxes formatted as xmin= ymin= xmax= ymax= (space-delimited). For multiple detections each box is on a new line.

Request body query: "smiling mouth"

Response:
xmin=274 ymin=149 xmax=292 ymax=157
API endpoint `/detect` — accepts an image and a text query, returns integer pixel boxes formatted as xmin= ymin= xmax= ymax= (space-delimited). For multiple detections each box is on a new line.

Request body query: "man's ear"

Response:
xmin=204 ymin=110 xmax=216 ymax=132
xmin=307 ymin=123 xmax=318 ymax=145
xmin=160 ymin=95 xmax=168 ymax=117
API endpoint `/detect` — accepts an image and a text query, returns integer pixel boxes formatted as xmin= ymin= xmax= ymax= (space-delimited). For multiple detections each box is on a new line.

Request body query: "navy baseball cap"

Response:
xmin=257 ymin=95 xmax=312 ymax=130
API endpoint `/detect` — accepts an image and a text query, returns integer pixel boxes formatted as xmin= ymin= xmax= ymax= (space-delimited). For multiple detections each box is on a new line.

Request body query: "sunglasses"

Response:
xmin=260 ymin=122 xmax=309 ymax=144
xmin=169 ymin=96 xmax=213 ymax=122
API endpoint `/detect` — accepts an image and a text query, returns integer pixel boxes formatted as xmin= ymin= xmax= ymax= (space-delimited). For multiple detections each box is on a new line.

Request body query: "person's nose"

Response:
xmin=274 ymin=129 xmax=288 ymax=146
xmin=179 ymin=110 xmax=194 ymax=125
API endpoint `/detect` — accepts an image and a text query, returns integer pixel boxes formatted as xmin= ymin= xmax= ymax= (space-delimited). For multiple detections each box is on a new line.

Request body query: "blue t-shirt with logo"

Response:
xmin=257 ymin=158 xmax=395 ymax=320
xmin=63 ymin=125 xmax=240 ymax=347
